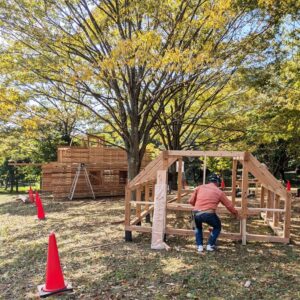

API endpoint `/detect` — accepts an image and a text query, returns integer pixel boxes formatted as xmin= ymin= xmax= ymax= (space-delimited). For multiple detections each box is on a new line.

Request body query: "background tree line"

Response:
xmin=0 ymin=0 xmax=299 ymax=188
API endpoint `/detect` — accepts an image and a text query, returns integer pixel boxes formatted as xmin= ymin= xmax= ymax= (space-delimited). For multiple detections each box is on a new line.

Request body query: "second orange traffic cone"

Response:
xmin=286 ymin=180 xmax=291 ymax=191
xmin=28 ymin=186 xmax=34 ymax=203
xmin=221 ymin=179 xmax=225 ymax=190
xmin=35 ymin=191 xmax=45 ymax=220
xmin=37 ymin=232 xmax=72 ymax=297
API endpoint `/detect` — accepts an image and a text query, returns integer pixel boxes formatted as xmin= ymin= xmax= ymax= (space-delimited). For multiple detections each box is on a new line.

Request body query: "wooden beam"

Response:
xmin=231 ymin=159 xmax=237 ymax=206
xmin=124 ymin=186 xmax=131 ymax=227
xmin=145 ymin=183 xmax=150 ymax=211
xmin=177 ymin=158 xmax=183 ymax=202
xmin=241 ymin=161 xmax=248 ymax=245
xmin=247 ymin=207 xmax=285 ymax=213
xmin=136 ymin=187 xmax=142 ymax=219
xmin=266 ymin=190 xmax=273 ymax=219
xmin=273 ymin=195 xmax=280 ymax=227
xmin=151 ymin=170 xmax=168 ymax=249
xmin=167 ymin=150 xmax=245 ymax=158
xmin=131 ymin=201 xmax=154 ymax=205
xmin=246 ymin=234 xmax=289 ymax=244
xmin=260 ymin=186 xmax=265 ymax=208
xmin=126 ymin=225 xmax=152 ymax=233
xmin=284 ymin=193 xmax=291 ymax=239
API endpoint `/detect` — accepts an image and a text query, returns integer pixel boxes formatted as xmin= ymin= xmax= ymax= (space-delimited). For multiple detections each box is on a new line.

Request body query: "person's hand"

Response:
xmin=234 ymin=211 xmax=241 ymax=220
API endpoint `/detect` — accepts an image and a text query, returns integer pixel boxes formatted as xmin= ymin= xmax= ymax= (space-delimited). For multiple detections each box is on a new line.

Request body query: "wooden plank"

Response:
xmin=151 ymin=170 xmax=168 ymax=249
xmin=129 ymin=153 xmax=163 ymax=187
xmin=124 ymin=186 xmax=131 ymax=227
xmin=246 ymin=234 xmax=289 ymax=244
xmin=131 ymin=201 xmax=155 ymax=205
xmin=284 ymin=193 xmax=291 ymax=239
xmin=165 ymin=228 xmax=242 ymax=240
xmin=145 ymin=183 xmax=150 ymax=211
xmin=260 ymin=186 xmax=265 ymax=208
xmin=266 ymin=190 xmax=272 ymax=219
xmin=136 ymin=187 xmax=142 ymax=219
xmin=167 ymin=150 xmax=245 ymax=158
xmin=126 ymin=225 xmax=152 ymax=233
xmin=248 ymin=207 xmax=285 ymax=213
xmin=177 ymin=158 xmax=182 ymax=202
xmin=248 ymin=154 xmax=287 ymax=198
xmin=231 ymin=159 xmax=237 ymax=206
xmin=241 ymin=161 xmax=248 ymax=245
xmin=273 ymin=195 xmax=280 ymax=227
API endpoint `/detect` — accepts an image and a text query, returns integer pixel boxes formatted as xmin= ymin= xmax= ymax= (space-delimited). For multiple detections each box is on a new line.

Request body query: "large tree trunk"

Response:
xmin=127 ymin=150 xmax=140 ymax=181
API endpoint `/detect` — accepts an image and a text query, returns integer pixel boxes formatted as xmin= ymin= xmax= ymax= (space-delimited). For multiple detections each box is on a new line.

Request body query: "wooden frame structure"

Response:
xmin=42 ymin=139 xmax=151 ymax=200
xmin=125 ymin=151 xmax=291 ymax=245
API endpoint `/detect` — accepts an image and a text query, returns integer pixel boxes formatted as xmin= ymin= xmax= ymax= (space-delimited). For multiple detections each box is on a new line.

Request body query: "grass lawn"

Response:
xmin=0 ymin=194 xmax=300 ymax=299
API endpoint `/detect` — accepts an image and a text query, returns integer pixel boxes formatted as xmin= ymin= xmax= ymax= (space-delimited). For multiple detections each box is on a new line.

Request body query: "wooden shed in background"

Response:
xmin=42 ymin=136 xmax=151 ymax=200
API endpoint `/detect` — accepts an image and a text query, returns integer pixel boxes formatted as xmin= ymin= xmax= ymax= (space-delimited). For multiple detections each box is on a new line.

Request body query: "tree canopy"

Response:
xmin=0 ymin=0 xmax=299 ymax=179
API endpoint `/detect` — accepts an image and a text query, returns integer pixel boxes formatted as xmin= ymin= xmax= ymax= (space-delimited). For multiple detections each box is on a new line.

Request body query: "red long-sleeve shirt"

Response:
xmin=189 ymin=183 xmax=237 ymax=215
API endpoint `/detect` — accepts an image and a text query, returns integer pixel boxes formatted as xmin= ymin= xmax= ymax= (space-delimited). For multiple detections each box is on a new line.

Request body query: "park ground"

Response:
xmin=0 ymin=194 xmax=300 ymax=300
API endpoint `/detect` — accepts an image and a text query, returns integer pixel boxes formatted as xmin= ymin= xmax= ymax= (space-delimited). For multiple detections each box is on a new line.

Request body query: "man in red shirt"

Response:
xmin=189 ymin=174 xmax=239 ymax=252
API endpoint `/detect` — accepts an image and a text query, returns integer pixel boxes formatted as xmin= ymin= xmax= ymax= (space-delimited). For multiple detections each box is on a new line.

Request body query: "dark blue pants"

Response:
xmin=194 ymin=213 xmax=221 ymax=246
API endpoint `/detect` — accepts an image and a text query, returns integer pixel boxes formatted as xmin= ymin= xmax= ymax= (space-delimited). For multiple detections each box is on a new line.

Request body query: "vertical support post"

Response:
xmin=284 ymin=193 xmax=291 ymax=240
xmin=273 ymin=194 xmax=280 ymax=227
xmin=266 ymin=190 xmax=272 ymax=219
xmin=241 ymin=154 xmax=249 ymax=245
xmin=177 ymin=158 xmax=183 ymax=202
xmin=125 ymin=186 xmax=132 ymax=242
xmin=203 ymin=155 xmax=207 ymax=185
xmin=136 ymin=186 xmax=142 ymax=225
xmin=260 ymin=185 xmax=265 ymax=208
xmin=151 ymin=170 xmax=168 ymax=249
xmin=232 ymin=159 xmax=237 ymax=206
xmin=145 ymin=183 xmax=151 ymax=223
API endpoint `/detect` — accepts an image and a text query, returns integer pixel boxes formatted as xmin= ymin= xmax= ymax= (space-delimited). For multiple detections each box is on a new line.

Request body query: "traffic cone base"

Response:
xmin=37 ymin=282 xmax=73 ymax=298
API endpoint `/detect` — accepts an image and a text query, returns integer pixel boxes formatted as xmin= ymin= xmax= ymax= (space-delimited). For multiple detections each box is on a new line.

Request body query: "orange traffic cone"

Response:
xmin=286 ymin=180 xmax=291 ymax=191
xmin=28 ymin=186 xmax=34 ymax=203
xmin=35 ymin=191 xmax=45 ymax=220
xmin=38 ymin=232 xmax=72 ymax=297
xmin=221 ymin=179 xmax=225 ymax=190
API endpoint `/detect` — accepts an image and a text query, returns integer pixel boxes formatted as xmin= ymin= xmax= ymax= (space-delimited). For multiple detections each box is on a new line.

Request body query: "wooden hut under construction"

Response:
xmin=125 ymin=151 xmax=292 ymax=246
xmin=42 ymin=137 xmax=151 ymax=200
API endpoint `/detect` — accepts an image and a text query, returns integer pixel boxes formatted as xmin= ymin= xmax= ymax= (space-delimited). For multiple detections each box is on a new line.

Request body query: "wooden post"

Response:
xmin=232 ymin=159 xmax=237 ymax=206
xmin=136 ymin=186 xmax=142 ymax=225
xmin=284 ymin=193 xmax=291 ymax=240
xmin=145 ymin=183 xmax=151 ymax=223
xmin=177 ymin=158 xmax=183 ymax=202
xmin=125 ymin=186 xmax=132 ymax=241
xmin=266 ymin=190 xmax=272 ymax=219
xmin=241 ymin=158 xmax=249 ymax=245
xmin=151 ymin=170 xmax=168 ymax=249
xmin=273 ymin=194 xmax=280 ymax=227
xmin=203 ymin=155 xmax=207 ymax=184
xmin=260 ymin=186 xmax=265 ymax=208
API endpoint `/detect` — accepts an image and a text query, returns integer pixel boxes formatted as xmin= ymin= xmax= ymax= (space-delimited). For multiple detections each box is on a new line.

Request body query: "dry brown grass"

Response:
xmin=0 ymin=194 xmax=300 ymax=300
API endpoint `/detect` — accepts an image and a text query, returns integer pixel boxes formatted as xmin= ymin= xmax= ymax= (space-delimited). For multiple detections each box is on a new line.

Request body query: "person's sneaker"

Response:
xmin=197 ymin=245 xmax=204 ymax=252
xmin=206 ymin=244 xmax=215 ymax=252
